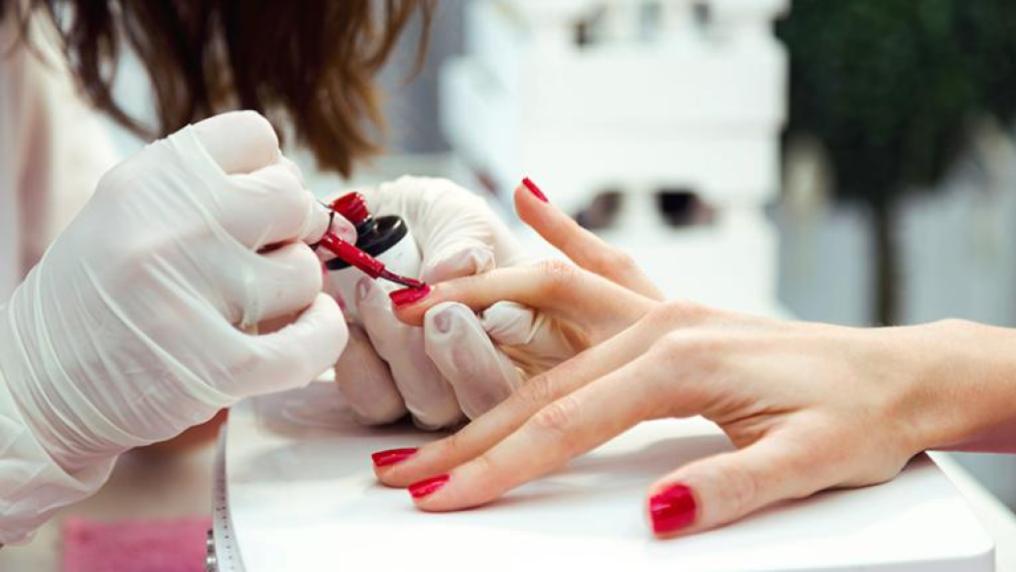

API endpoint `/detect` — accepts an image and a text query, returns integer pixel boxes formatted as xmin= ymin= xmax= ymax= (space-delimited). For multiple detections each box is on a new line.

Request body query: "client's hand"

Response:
xmin=375 ymin=185 xmax=1016 ymax=539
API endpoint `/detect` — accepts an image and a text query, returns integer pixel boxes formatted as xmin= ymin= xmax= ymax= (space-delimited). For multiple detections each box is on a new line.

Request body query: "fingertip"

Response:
xmin=388 ymin=285 xmax=436 ymax=326
xmin=375 ymin=437 xmax=446 ymax=488
xmin=647 ymin=482 xmax=699 ymax=538
xmin=521 ymin=177 xmax=549 ymax=203
xmin=513 ymin=181 xmax=559 ymax=234
xmin=407 ymin=474 xmax=452 ymax=508
xmin=513 ymin=183 xmax=539 ymax=219
xmin=302 ymin=200 xmax=333 ymax=245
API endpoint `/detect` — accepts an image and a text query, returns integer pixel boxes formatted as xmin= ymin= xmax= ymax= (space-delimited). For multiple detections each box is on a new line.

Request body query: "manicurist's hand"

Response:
xmin=0 ymin=111 xmax=346 ymax=541
xmin=375 ymin=182 xmax=1016 ymax=539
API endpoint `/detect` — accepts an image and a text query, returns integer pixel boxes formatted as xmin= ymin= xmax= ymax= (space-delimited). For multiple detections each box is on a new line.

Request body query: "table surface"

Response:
xmin=221 ymin=386 xmax=1000 ymax=572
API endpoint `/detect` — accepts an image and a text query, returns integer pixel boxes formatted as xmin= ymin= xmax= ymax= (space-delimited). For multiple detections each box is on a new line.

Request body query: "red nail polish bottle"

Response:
xmin=323 ymin=192 xmax=421 ymax=322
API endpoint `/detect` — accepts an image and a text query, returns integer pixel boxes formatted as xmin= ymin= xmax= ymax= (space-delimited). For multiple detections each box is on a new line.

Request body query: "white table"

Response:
xmin=214 ymin=383 xmax=997 ymax=572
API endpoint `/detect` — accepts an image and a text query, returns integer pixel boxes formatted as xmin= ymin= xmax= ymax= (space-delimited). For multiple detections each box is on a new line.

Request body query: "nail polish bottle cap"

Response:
xmin=331 ymin=192 xmax=370 ymax=226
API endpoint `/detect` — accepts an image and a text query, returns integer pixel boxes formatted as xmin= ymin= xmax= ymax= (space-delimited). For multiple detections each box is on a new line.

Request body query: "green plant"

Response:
xmin=777 ymin=0 xmax=1016 ymax=324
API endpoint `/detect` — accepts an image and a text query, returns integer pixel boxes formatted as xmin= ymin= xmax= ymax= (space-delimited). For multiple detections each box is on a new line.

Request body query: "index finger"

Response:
xmin=516 ymin=179 xmax=664 ymax=301
xmin=391 ymin=260 xmax=655 ymax=339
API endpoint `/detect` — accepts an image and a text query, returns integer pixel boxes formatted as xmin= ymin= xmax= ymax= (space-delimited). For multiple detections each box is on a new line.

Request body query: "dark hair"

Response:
xmin=3 ymin=1 xmax=433 ymax=176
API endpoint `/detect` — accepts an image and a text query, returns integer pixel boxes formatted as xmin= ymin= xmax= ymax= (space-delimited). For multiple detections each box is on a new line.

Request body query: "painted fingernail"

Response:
xmin=389 ymin=285 xmax=431 ymax=307
xmin=408 ymin=474 xmax=450 ymax=499
xmin=649 ymin=483 xmax=697 ymax=535
xmin=371 ymin=447 xmax=418 ymax=468
xmin=522 ymin=177 xmax=549 ymax=203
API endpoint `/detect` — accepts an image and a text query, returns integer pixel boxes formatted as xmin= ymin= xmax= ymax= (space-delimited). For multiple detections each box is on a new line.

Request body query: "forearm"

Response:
xmin=900 ymin=319 xmax=1016 ymax=453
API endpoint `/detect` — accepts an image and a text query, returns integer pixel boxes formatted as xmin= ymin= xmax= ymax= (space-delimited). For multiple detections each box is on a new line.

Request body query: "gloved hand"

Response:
xmin=0 ymin=111 xmax=346 ymax=484
xmin=320 ymin=176 xmax=534 ymax=429
xmin=386 ymin=178 xmax=664 ymax=398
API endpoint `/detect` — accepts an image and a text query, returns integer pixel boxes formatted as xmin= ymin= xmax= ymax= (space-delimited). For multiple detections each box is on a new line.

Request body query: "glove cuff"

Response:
xmin=0 ymin=287 xmax=134 ymax=475
xmin=0 ymin=344 xmax=116 ymax=544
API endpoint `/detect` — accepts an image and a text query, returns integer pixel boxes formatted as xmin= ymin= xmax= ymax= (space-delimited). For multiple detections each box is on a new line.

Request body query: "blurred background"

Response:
xmin=93 ymin=0 xmax=1016 ymax=519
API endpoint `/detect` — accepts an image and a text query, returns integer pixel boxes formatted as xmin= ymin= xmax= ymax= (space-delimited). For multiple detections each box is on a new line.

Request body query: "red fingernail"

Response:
xmin=649 ymin=483 xmax=697 ymax=535
xmin=389 ymin=285 xmax=431 ymax=307
xmin=408 ymin=474 xmax=450 ymax=499
xmin=522 ymin=177 xmax=549 ymax=203
xmin=371 ymin=447 xmax=418 ymax=468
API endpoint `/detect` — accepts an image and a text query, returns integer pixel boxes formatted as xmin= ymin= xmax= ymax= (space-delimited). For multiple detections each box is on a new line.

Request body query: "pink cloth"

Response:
xmin=62 ymin=516 xmax=211 ymax=572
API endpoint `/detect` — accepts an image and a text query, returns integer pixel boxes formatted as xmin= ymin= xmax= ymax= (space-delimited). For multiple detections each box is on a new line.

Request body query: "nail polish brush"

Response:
xmin=317 ymin=232 xmax=426 ymax=289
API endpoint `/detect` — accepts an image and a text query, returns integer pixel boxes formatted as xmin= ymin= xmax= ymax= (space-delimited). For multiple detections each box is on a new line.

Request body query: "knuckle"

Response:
xmin=516 ymin=373 xmax=558 ymax=409
xmin=535 ymin=259 xmax=578 ymax=296
xmin=720 ymin=462 xmax=761 ymax=518
xmin=529 ymin=394 xmax=582 ymax=438
xmin=437 ymin=431 xmax=464 ymax=459
xmin=468 ymin=450 xmax=498 ymax=478
xmin=652 ymin=332 xmax=697 ymax=362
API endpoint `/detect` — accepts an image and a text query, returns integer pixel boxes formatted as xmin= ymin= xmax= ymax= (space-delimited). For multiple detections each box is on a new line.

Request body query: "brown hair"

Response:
xmin=4 ymin=1 xmax=433 ymax=176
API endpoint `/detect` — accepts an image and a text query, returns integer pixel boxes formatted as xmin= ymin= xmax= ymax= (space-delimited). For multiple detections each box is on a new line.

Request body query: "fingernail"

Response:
xmin=649 ymin=483 xmax=697 ymax=535
xmin=408 ymin=474 xmax=450 ymax=499
xmin=371 ymin=447 xmax=418 ymax=468
xmin=432 ymin=309 xmax=453 ymax=334
xmin=389 ymin=285 xmax=431 ymax=307
xmin=356 ymin=278 xmax=373 ymax=303
xmin=522 ymin=177 xmax=549 ymax=203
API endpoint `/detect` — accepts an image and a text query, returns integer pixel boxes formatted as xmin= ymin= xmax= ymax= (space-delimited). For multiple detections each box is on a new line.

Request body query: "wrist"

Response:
xmin=896 ymin=319 xmax=1016 ymax=453
xmin=0 ymin=293 xmax=126 ymax=473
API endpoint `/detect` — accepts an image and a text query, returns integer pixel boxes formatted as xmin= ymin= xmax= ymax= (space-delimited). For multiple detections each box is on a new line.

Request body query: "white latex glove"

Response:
xmin=383 ymin=180 xmax=666 ymax=402
xmin=0 ymin=111 xmax=345 ymax=541
xmin=322 ymin=176 xmax=533 ymax=429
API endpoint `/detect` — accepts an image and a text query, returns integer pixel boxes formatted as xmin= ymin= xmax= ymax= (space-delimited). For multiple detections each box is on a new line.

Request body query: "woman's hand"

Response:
xmin=375 ymin=185 xmax=1016 ymax=538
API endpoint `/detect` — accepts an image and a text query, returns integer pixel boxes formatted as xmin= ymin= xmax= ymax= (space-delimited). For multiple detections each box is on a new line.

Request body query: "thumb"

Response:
xmin=647 ymin=437 xmax=817 ymax=538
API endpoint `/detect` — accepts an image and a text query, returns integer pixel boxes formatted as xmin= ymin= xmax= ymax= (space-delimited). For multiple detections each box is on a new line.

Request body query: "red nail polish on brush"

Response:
xmin=389 ymin=285 xmax=431 ymax=307
xmin=649 ymin=483 xmax=697 ymax=535
xmin=371 ymin=447 xmax=418 ymax=468
xmin=522 ymin=177 xmax=549 ymax=203
xmin=408 ymin=474 xmax=450 ymax=499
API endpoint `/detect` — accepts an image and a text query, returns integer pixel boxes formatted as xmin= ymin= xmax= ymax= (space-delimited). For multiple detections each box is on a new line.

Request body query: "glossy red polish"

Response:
xmin=371 ymin=447 xmax=418 ymax=468
xmin=408 ymin=474 xmax=450 ymax=499
xmin=318 ymin=232 xmax=425 ymax=289
xmin=389 ymin=285 xmax=431 ymax=307
xmin=522 ymin=177 xmax=549 ymax=202
xmin=649 ymin=483 xmax=697 ymax=535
